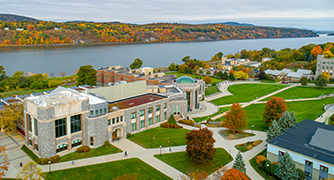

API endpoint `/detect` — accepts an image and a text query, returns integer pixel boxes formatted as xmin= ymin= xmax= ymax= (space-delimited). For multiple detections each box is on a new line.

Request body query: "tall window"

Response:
xmin=156 ymin=105 xmax=160 ymax=112
xmin=116 ymin=117 xmax=119 ymax=123
xmin=90 ymin=137 xmax=94 ymax=145
xmin=164 ymin=103 xmax=167 ymax=109
xmin=148 ymin=108 xmax=153 ymax=114
xmin=131 ymin=112 xmax=136 ymax=119
xmin=140 ymin=110 xmax=145 ymax=117
xmin=34 ymin=144 xmax=39 ymax=151
xmin=95 ymin=110 xmax=98 ymax=115
xmin=148 ymin=117 xmax=153 ymax=125
xmin=56 ymin=144 xmax=68 ymax=153
xmin=131 ymin=123 xmax=136 ymax=131
xmin=120 ymin=116 xmax=123 ymax=122
xmin=108 ymin=119 xmax=111 ymax=125
xmin=55 ymin=118 xmax=67 ymax=138
xmin=112 ymin=118 xmax=115 ymax=124
xmin=156 ymin=115 xmax=160 ymax=123
xmin=100 ymin=109 xmax=102 ymax=114
xmin=278 ymin=151 xmax=284 ymax=161
xmin=164 ymin=112 xmax=167 ymax=120
xmin=90 ymin=111 xmax=94 ymax=116
xmin=70 ymin=115 xmax=81 ymax=133
xmin=104 ymin=108 xmax=107 ymax=114
xmin=28 ymin=115 xmax=32 ymax=132
xmin=34 ymin=118 xmax=38 ymax=136
xmin=140 ymin=120 xmax=145 ymax=129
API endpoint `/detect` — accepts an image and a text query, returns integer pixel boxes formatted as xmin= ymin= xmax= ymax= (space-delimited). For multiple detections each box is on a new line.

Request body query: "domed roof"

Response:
xmin=176 ymin=76 xmax=196 ymax=83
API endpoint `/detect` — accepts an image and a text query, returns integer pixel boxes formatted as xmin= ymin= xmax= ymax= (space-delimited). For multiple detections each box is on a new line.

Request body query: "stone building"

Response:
xmin=316 ymin=54 xmax=334 ymax=78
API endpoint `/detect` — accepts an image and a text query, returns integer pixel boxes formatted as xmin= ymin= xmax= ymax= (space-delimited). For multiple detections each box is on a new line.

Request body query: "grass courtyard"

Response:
xmin=210 ymin=83 xmax=288 ymax=106
xmin=192 ymin=106 xmax=231 ymax=123
xmin=128 ymin=127 xmax=190 ymax=148
xmin=166 ymin=72 xmax=223 ymax=85
xmin=205 ymin=85 xmax=220 ymax=96
xmin=45 ymin=158 xmax=171 ymax=180
xmin=262 ymin=86 xmax=334 ymax=101
xmin=154 ymin=148 xmax=232 ymax=175
xmin=245 ymin=97 xmax=332 ymax=131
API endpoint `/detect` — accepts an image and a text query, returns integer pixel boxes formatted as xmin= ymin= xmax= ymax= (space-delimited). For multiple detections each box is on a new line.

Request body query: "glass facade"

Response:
xmin=70 ymin=115 xmax=81 ymax=133
xmin=55 ymin=118 xmax=67 ymax=138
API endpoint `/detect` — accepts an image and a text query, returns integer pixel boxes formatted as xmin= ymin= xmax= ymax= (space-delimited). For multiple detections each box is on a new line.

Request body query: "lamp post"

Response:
xmin=266 ymin=164 xmax=269 ymax=177
xmin=252 ymin=124 xmax=254 ymax=135
xmin=160 ymin=145 xmax=162 ymax=156
xmin=48 ymin=161 xmax=51 ymax=173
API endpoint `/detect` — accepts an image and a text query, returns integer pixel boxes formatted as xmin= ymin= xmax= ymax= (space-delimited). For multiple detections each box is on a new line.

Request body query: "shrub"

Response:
xmin=168 ymin=114 xmax=177 ymax=125
xmin=50 ymin=155 xmax=59 ymax=163
xmin=211 ymin=83 xmax=217 ymax=86
xmin=38 ymin=158 xmax=49 ymax=165
xmin=104 ymin=141 xmax=110 ymax=147
xmin=160 ymin=122 xmax=182 ymax=129
xmin=252 ymin=140 xmax=262 ymax=147
xmin=179 ymin=119 xmax=195 ymax=126
xmin=272 ymin=162 xmax=279 ymax=165
xmin=270 ymin=163 xmax=277 ymax=175
xmin=247 ymin=145 xmax=253 ymax=150
xmin=127 ymin=133 xmax=132 ymax=138
xmin=237 ymin=146 xmax=248 ymax=152
xmin=297 ymin=169 xmax=305 ymax=180
xmin=196 ymin=124 xmax=201 ymax=128
xmin=256 ymin=155 xmax=266 ymax=165
xmin=83 ymin=146 xmax=90 ymax=152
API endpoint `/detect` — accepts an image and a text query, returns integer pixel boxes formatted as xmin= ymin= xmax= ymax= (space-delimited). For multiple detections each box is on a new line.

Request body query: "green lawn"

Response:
xmin=205 ymin=86 xmax=220 ymax=96
xmin=166 ymin=72 xmax=223 ymax=85
xmin=58 ymin=145 xmax=122 ymax=162
xmin=192 ymin=106 xmax=231 ymax=123
xmin=45 ymin=158 xmax=171 ymax=180
xmin=262 ymin=86 xmax=334 ymax=101
xmin=245 ymin=98 xmax=332 ymax=131
xmin=128 ymin=127 xmax=190 ymax=148
xmin=154 ymin=148 xmax=232 ymax=175
xmin=210 ymin=84 xmax=288 ymax=106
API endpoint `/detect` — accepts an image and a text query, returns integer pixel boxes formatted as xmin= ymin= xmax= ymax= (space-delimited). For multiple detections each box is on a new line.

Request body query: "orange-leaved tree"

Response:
xmin=220 ymin=168 xmax=249 ymax=180
xmin=321 ymin=72 xmax=330 ymax=81
xmin=223 ymin=103 xmax=248 ymax=133
xmin=203 ymin=76 xmax=212 ymax=84
xmin=185 ymin=128 xmax=216 ymax=164
xmin=263 ymin=97 xmax=287 ymax=126
xmin=0 ymin=146 xmax=10 ymax=178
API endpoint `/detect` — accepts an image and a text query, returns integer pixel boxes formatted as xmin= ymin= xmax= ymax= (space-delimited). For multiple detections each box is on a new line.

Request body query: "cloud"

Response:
xmin=0 ymin=0 xmax=333 ymax=30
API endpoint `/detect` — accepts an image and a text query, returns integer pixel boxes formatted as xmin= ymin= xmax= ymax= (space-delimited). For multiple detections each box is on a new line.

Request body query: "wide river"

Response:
xmin=0 ymin=34 xmax=333 ymax=76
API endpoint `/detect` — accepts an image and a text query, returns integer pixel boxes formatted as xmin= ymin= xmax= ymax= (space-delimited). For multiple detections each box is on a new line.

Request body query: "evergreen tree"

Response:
xmin=275 ymin=152 xmax=299 ymax=180
xmin=288 ymin=111 xmax=297 ymax=128
xmin=315 ymin=74 xmax=327 ymax=89
xmin=222 ymin=72 xmax=228 ymax=80
xmin=277 ymin=111 xmax=291 ymax=132
xmin=217 ymin=71 xmax=223 ymax=78
xmin=233 ymin=151 xmax=246 ymax=173
xmin=267 ymin=120 xmax=282 ymax=141
xmin=229 ymin=72 xmax=235 ymax=81
xmin=307 ymin=53 xmax=314 ymax=62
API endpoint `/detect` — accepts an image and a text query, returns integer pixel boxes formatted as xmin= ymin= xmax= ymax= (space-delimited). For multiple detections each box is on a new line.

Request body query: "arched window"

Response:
xmin=56 ymin=144 xmax=68 ymax=153
xmin=72 ymin=139 xmax=82 ymax=148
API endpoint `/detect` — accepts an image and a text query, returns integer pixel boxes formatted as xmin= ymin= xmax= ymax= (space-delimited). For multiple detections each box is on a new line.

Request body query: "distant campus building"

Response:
xmin=22 ymin=75 xmax=204 ymax=158
xmin=316 ymin=54 xmax=334 ymax=78
xmin=267 ymin=120 xmax=334 ymax=180
xmin=265 ymin=68 xmax=312 ymax=82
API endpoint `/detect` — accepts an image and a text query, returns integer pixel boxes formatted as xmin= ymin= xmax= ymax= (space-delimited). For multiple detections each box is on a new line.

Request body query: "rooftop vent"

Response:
xmin=111 ymin=106 xmax=118 ymax=110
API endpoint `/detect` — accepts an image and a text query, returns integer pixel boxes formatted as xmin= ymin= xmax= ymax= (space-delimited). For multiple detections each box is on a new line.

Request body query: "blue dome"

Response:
xmin=176 ymin=76 xmax=196 ymax=83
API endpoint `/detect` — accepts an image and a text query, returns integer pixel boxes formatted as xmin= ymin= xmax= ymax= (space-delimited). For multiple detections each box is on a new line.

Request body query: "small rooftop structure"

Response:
xmin=175 ymin=76 xmax=196 ymax=84
xmin=1 ymin=97 xmax=22 ymax=105
xmin=26 ymin=91 xmax=87 ymax=107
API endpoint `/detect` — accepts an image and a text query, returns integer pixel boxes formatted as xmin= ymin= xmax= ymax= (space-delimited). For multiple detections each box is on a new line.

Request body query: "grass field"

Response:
xmin=45 ymin=158 xmax=171 ymax=180
xmin=205 ymin=86 xmax=220 ymax=96
xmin=262 ymin=86 xmax=334 ymax=101
xmin=128 ymin=127 xmax=190 ymax=148
xmin=210 ymin=83 xmax=288 ymax=106
xmin=58 ymin=145 xmax=122 ymax=162
xmin=245 ymin=97 xmax=332 ymax=131
xmin=166 ymin=72 xmax=223 ymax=85
xmin=154 ymin=148 xmax=232 ymax=175
xmin=192 ymin=106 xmax=231 ymax=123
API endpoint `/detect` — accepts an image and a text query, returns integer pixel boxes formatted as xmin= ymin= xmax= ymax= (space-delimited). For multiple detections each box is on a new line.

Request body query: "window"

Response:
xmin=112 ymin=118 xmax=115 ymax=124
xmin=34 ymin=118 xmax=38 ymax=136
xmin=148 ymin=117 xmax=153 ymax=125
xmin=95 ymin=110 xmax=98 ymax=115
xmin=90 ymin=137 xmax=94 ymax=146
xmin=131 ymin=123 xmax=136 ymax=131
xmin=100 ymin=109 xmax=102 ymax=114
xmin=305 ymin=160 xmax=313 ymax=167
xmin=305 ymin=172 xmax=312 ymax=178
xmin=156 ymin=115 xmax=160 ymax=123
xmin=156 ymin=105 xmax=160 ymax=111
xmin=108 ymin=119 xmax=111 ymax=125
xmin=28 ymin=115 xmax=32 ymax=132
xmin=70 ymin=115 xmax=81 ymax=133
xmin=104 ymin=108 xmax=107 ymax=114
xmin=34 ymin=144 xmax=38 ymax=151
xmin=148 ymin=108 xmax=153 ymax=114
xmin=72 ymin=139 xmax=82 ymax=148
xmin=120 ymin=116 xmax=123 ymax=122
xmin=164 ymin=103 xmax=167 ymax=109
xmin=140 ymin=110 xmax=145 ymax=117
xmin=90 ymin=111 xmax=94 ymax=116
xmin=56 ymin=144 xmax=68 ymax=153
xmin=320 ymin=166 xmax=328 ymax=173
xmin=55 ymin=118 xmax=67 ymax=138
xmin=116 ymin=117 xmax=119 ymax=123
xmin=278 ymin=151 xmax=285 ymax=161
xmin=131 ymin=112 xmax=136 ymax=119
xmin=140 ymin=120 xmax=145 ymax=128
xmin=29 ymin=139 xmax=32 ymax=146
xmin=164 ymin=112 xmax=167 ymax=120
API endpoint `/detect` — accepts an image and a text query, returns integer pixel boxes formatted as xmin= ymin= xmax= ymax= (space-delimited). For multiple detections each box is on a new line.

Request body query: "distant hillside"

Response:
xmin=221 ymin=22 xmax=254 ymax=26
xmin=0 ymin=14 xmax=39 ymax=22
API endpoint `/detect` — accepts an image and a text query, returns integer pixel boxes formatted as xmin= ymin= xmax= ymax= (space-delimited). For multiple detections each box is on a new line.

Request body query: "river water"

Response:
xmin=0 ymin=35 xmax=333 ymax=76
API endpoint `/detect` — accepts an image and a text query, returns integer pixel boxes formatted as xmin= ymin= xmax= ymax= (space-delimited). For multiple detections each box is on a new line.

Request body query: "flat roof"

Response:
xmin=109 ymin=94 xmax=165 ymax=111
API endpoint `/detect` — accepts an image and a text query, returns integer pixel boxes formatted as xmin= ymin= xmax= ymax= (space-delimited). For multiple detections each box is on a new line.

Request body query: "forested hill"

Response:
xmin=0 ymin=14 xmax=39 ymax=22
xmin=0 ymin=20 xmax=317 ymax=47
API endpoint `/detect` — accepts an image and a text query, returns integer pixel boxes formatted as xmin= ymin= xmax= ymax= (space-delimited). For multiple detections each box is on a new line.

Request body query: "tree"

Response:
xmin=0 ymin=103 xmax=24 ymax=133
xmin=258 ymin=71 xmax=266 ymax=80
xmin=199 ymin=70 xmax=204 ymax=74
xmin=185 ymin=128 xmax=216 ymax=164
xmin=221 ymin=168 xmax=249 ymax=180
xmin=217 ymin=71 xmax=223 ymax=78
xmin=129 ymin=58 xmax=143 ymax=69
xmin=223 ymin=103 xmax=248 ymax=133
xmin=203 ymin=76 xmax=212 ymax=84
xmin=213 ymin=70 xmax=218 ymax=77
xmin=277 ymin=111 xmax=291 ymax=132
xmin=178 ymin=64 xmax=187 ymax=73
xmin=222 ymin=72 xmax=228 ymax=80
xmin=206 ymin=71 xmax=211 ymax=75
xmin=289 ymin=111 xmax=297 ymax=128
xmin=234 ymin=71 xmax=249 ymax=80
xmin=181 ymin=169 xmax=208 ymax=180
xmin=49 ymin=72 xmax=55 ymax=78
xmin=300 ymin=76 xmax=307 ymax=86
xmin=204 ymin=64 xmax=210 ymax=69
xmin=275 ymin=152 xmax=299 ymax=180
xmin=315 ymin=74 xmax=327 ymax=89
xmin=76 ymin=65 xmax=97 ymax=86
xmin=233 ymin=151 xmax=246 ymax=173
xmin=16 ymin=161 xmax=44 ymax=180
xmin=0 ymin=65 xmax=7 ymax=81
xmin=321 ymin=72 xmax=330 ymax=81
xmin=267 ymin=120 xmax=282 ymax=141
xmin=182 ymin=56 xmax=191 ymax=63
xmin=0 ymin=146 xmax=10 ymax=179
xmin=168 ymin=63 xmax=176 ymax=71
xmin=263 ymin=97 xmax=287 ymax=126
xmin=168 ymin=114 xmax=177 ymax=125
xmin=59 ymin=71 xmax=67 ymax=77
xmin=192 ymin=69 xmax=197 ymax=74
xmin=229 ymin=72 xmax=235 ymax=81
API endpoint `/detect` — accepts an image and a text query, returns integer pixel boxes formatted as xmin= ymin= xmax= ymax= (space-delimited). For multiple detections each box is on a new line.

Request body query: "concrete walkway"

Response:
xmin=315 ymin=105 xmax=334 ymax=123
xmin=187 ymin=101 xmax=219 ymax=118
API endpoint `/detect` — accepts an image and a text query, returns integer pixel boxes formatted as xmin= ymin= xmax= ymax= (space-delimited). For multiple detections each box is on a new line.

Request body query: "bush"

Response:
xmin=272 ymin=162 xmax=279 ymax=165
xmin=127 ymin=133 xmax=132 ymax=138
xmin=265 ymin=74 xmax=273 ymax=81
xmin=168 ymin=114 xmax=177 ymax=125
xmin=21 ymin=145 xmax=39 ymax=163
xmin=297 ymin=169 xmax=305 ymax=180
xmin=38 ymin=158 xmax=49 ymax=165
xmin=196 ymin=124 xmax=201 ymax=128
xmin=237 ymin=146 xmax=248 ymax=152
xmin=104 ymin=141 xmax=110 ymax=147
xmin=77 ymin=145 xmax=90 ymax=153
xmin=256 ymin=155 xmax=266 ymax=165
xmin=211 ymin=83 xmax=216 ymax=86
xmin=252 ymin=140 xmax=262 ymax=147
xmin=247 ymin=145 xmax=253 ymax=150
xmin=160 ymin=122 xmax=182 ymax=129
xmin=50 ymin=155 xmax=60 ymax=163
xmin=179 ymin=119 xmax=195 ymax=126
xmin=270 ymin=163 xmax=277 ymax=175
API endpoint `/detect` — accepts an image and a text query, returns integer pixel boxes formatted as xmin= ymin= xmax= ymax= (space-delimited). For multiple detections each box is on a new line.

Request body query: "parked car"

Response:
xmin=282 ymin=81 xmax=289 ymax=84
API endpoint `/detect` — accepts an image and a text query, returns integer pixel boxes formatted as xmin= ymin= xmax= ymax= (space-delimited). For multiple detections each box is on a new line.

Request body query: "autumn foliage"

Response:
xmin=203 ymin=76 xmax=212 ymax=84
xmin=263 ymin=97 xmax=287 ymax=126
xmin=0 ymin=146 xmax=10 ymax=178
xmin=220 ymin=168 xmax=249 ymax=180
xmin=223 ymin=103 xmax=248 ymax=133
xmin=185 ymin=128 xmax=216 ymax=164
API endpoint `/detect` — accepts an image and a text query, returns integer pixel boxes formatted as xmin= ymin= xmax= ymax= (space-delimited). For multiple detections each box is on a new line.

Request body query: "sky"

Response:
xmin=0 ymin=0 xmax=333 ymax=31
